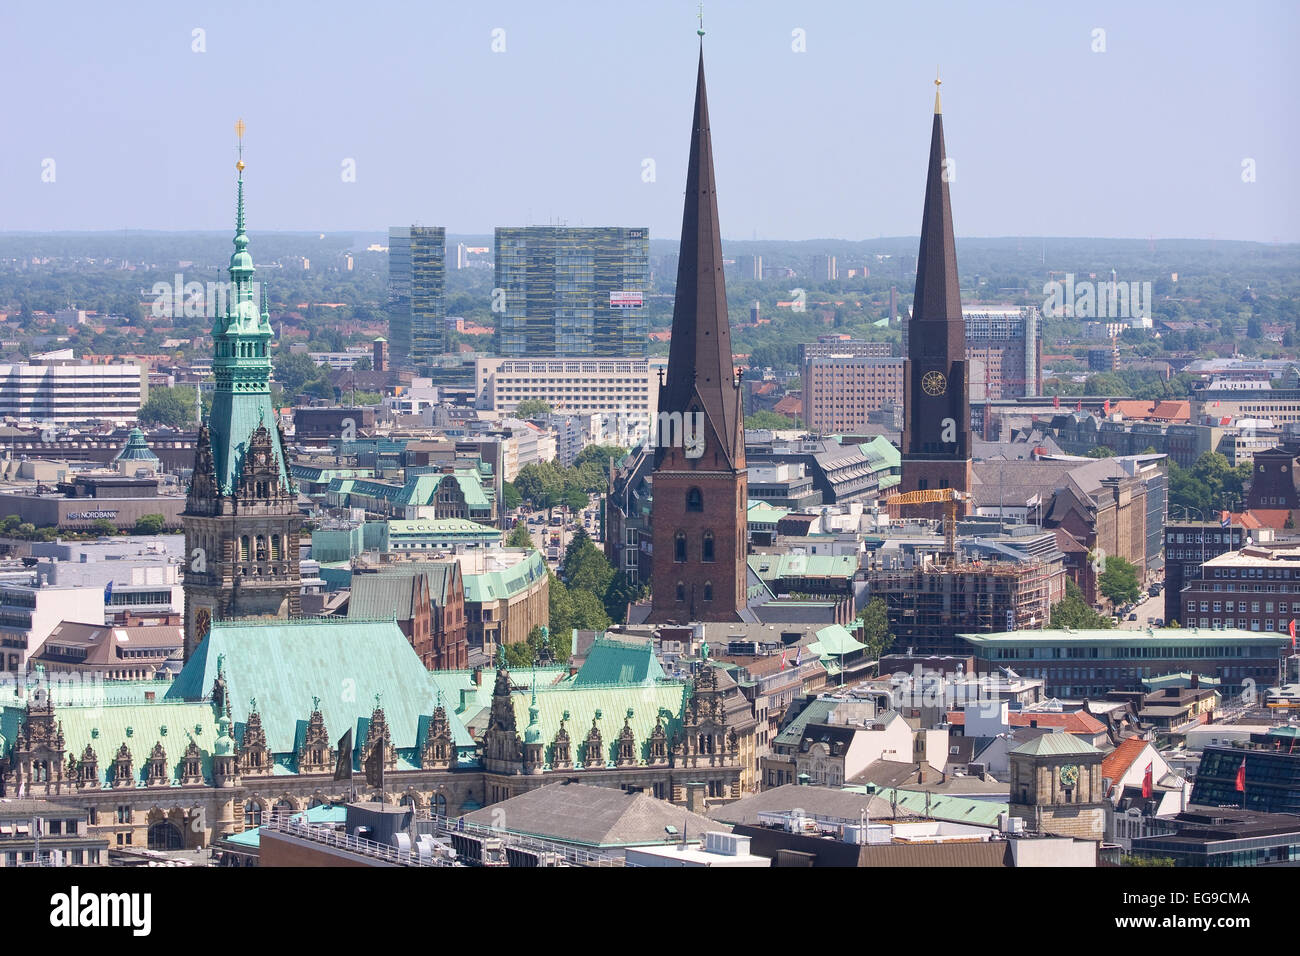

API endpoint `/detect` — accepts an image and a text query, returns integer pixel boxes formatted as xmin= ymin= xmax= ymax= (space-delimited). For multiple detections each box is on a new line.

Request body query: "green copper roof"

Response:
xmin=0 ymin=700 xmax=222 ymax=788
xmin=166 ymin=618 xmax=474 ymax=756
xmin=858 ymin=435 xmax=900 ymax=469
xmin=428 ymin=666 xmax=569 ymax=718
xmin=331 ymin=469 xmax=492 ymax=512
xmin=509 ymin=683 xmax=689 ymax=769
xmin=748 ymin=553 xmax=859 ymax=581
xmin=573 ymin=636 xmax=666 ymax=687
xmin=842 ymin=785 xmax=1008 ymax=828
xmin=462 ymin=550 xmax=547 ymax=604
xmin=115 ymin=428 xmax=160 ymax=462
xmin=1008 ymin=733 xmax=1103 ymax=758
xmin=808 ymin=623 xmax=867 ymax=658
xmin=746 ymin=501 xmax=789 ymax=526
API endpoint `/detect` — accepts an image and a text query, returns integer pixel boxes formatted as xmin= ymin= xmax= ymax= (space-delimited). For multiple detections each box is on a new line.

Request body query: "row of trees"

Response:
xmin=511 ymin=445 xmax=628 ymax=516
xmin=1168 ymin=451 xmax=1251 ymax=517
xmin=0 ymin=513 xmax=168 ymax=540
xmin=501 ymin=525 xmax=646 ymax=668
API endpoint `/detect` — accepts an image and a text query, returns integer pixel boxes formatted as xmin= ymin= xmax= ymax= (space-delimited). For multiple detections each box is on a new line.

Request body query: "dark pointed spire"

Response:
xmin=660 ymin=47 xmax=743 ymax=467
xmin=911 ymin=76 xmax=962 ymax=350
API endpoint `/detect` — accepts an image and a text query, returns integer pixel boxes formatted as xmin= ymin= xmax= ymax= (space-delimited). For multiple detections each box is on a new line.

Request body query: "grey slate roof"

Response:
xmin=708 ymin=783 xmax=893 ymax=826
xmin=459 ymin=782 xmax=720 ymax=848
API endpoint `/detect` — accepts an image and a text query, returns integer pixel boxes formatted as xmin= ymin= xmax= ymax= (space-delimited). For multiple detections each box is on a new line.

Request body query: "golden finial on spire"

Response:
xmin=235 ymin=118 xmax=246 ymax=173
xmin=934 ymin=69 xmax=942 ymax=114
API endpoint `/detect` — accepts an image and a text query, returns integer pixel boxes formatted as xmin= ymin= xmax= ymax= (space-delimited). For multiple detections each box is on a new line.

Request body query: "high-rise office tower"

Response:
xmin=900 ymin=79 xmax=972 ymax=496
xmin=387 ymin=226 xmax=446 ymax=368
xmin=493 ymin=226 xmax=649 ymax=357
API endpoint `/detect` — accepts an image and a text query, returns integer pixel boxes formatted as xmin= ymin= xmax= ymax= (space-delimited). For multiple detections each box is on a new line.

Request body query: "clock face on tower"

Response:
xmin=921 ymin=370 xmax=948 ymax=396
xmin=1059 ymin=764 xmax=1080 ymax=788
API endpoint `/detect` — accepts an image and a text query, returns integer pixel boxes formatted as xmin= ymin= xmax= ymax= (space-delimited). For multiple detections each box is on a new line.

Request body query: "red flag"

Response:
xmin=780 ymin=650 xmax=787 ymax=671
xmin=1053 ymin=394 xmax=1060 ymax=409
xmin=1235 ymin=758 xmax=1247 ymax=793
xmin=1103 ymin=399 xmax=1111 ymax=415
xmin=1142 ymin=762 xmax=1153 ymax=798
xmin=1290 ymin=619 xmax=1296 ymax=648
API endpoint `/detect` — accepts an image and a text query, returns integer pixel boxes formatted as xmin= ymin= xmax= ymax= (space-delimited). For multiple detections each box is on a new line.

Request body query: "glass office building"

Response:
xmin=494 ymin=226 xmax=649 ymax=358
xmin=388 ymin=226 xmax=446 ymax=367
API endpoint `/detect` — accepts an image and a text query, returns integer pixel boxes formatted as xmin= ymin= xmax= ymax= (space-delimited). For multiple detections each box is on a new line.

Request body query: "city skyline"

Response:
xmin=0 ymin=0 xmax=1296 ymax=242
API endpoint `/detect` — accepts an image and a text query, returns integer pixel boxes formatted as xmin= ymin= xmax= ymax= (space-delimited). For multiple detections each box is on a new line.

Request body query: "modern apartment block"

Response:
xmin=902 ymin=307 xmax=1040 ymax=403
xmin=387 ymin=226 xmax=446 ymax=368
xmin=803 ymin=357 xmax=905 ymax=433
xmin=0 ymin=359 xmax=146 ymax=425
xmin=494 ymin=226 xmax=649 ymax=358
xmin=474 ymin=356 xmax=664 ymax=446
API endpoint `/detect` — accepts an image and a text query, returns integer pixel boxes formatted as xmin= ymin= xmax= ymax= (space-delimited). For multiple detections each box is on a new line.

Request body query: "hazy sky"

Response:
xmin=3 ymin=0 xmax=1297 ymax=241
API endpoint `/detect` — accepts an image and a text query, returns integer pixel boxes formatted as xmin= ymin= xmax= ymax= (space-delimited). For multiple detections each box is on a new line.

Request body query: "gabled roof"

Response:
xmin=572 ymin=636 xmax=666 ymax=687
xmin=1101 ymin=735 xmax=1151 ymax=785
xmin=347 ymin=573 xmax=422 ymax=622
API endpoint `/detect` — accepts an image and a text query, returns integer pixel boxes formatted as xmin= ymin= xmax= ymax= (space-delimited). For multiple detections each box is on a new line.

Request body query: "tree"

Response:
xmin=570 ymin=588 xmax=612 ymax=632
xmin=1050 ymin=579 xmax=1113 ymax=629
xmin=856 ymin=597 xmax=894 ymax=661
xmin=91 ymin=518 xmax=117 ymax=537
xmin=506 ymin=521 xmax=534 ymax=549
xmin=515 ymin=462 xmax=565 ymax=515
xmin=563 ymin=488 xmax=589 ymax=514
xmin=548 ymin=572 xmax=574 ymax=637
xmin=133 ymin=513 xmax=166 ymax=536
xmin=1084 ymin=445 xmax=1116 ymax=458
xmin=353 ymin=355 xmax=373 ymax=371
xmin=745 ymin=410 xmax=801 ymax=430
xmin=514 ymin=399 xmax=553 ymax=418
xmin=502 ymin=481 xmax=523 ymax=512
xmin=273 ymin=351 xmax=323 ymax=395
xmin=561 ymin=528 xmax=616 ymax=596
xmin=137 ymin=386 xmax=197 ymax=428
xmin=503 ymin=641 xmax=535 ymax=668
xmin=1099 ymin=555 xmax=1141 ymax=606
xmin=573 ymin=445 xmax=628 ymax=470
xmin=603 ymin=570 xmax=646 ymax=624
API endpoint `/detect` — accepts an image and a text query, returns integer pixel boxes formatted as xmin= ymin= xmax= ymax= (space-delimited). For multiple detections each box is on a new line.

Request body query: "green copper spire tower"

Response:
xmin=182 ymin=119 xmax=302 ymax=660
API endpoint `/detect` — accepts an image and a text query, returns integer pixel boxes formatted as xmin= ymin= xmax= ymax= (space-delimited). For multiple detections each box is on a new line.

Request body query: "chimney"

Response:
xmin=472 ymin=666 xmax=482 ymax=687
xmin=1190 ymin=673 xmax=1199 ymax=689
xmin=917 ymin=767 xmax=925 ymax=784
xmin=685 ymin=782 xmax=706 ymax=814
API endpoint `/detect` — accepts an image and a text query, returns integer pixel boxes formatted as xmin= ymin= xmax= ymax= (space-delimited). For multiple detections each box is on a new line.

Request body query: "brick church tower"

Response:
xmin=900 ymin=79 xmax=973 ymax=496
xmin=182 ymin=125 xmax=302 ymax=659
xmin=647 ymin=45 xmax=748 ymax=625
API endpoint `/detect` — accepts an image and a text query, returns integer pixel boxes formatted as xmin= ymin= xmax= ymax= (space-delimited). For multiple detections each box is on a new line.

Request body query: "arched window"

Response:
xmin=686 ymin=488 xmax=703 ymax=512
xmin=243 ymin=800 xmax=262 ymax=827
xmin=239 ymin=536 xmax=250 ymax=562
xmin=702 ymin=531 xmax=715 ymax=563
xmin=675 ymin=582 xmax=686 ymax=602
xmin=704 ymin=581 xmax=714 ymax=602
xmin=674 ymin=531 xmax=687 ymax=563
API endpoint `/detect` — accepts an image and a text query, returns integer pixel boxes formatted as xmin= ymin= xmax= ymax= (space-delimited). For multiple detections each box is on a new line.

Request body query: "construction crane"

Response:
xmin=885 ymin=488 xmax=969 ymax=562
